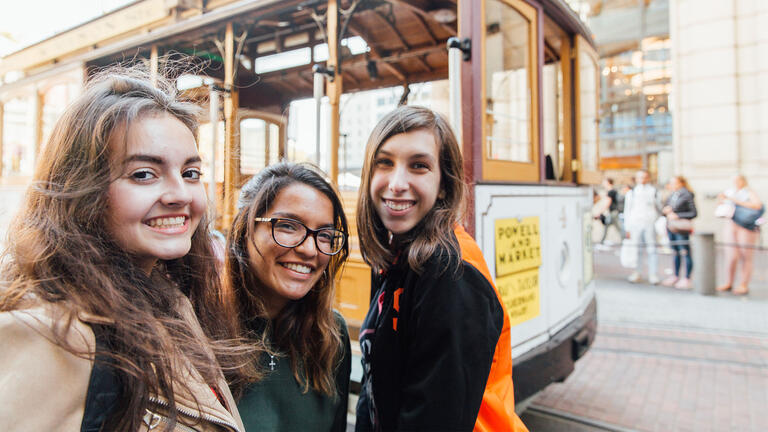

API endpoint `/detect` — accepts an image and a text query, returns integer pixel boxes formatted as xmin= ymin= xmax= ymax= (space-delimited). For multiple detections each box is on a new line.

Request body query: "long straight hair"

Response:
xmin=222 ymin=162 xmax=349 ymax=398
xmin=357 ymin=105 xmax=467 ymax=274
xmin=0 ymin=67 xmax=246 ymax=430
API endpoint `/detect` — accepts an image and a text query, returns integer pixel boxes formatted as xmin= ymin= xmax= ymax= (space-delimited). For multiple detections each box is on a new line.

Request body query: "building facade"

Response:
xmin=670 ymin=0 xmax=768 ymax=240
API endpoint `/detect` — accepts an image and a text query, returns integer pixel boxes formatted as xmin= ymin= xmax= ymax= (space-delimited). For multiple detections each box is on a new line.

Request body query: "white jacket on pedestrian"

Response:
xmin=624 ymin=184 xmax=660 ymax=232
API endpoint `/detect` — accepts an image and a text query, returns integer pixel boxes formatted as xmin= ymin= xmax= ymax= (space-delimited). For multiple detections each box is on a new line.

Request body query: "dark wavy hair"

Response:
xmin=0 ymin=66 xmax=247 ymax=431
xmin=357 ymin=105 xmax=467 ymax=274
xmin=222 ymin=162 xmax=349 ymax=398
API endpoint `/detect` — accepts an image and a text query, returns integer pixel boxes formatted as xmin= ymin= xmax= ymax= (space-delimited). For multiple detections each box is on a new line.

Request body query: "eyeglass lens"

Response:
xmin=272 ymin=219 xmax=345 ymax=254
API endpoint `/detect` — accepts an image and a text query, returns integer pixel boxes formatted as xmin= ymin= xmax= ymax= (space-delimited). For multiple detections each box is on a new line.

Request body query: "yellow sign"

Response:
xmin=495 ymin=217 xmax=542 ymax=277
xmin=497 ymin=268 xmax=541 ymax=326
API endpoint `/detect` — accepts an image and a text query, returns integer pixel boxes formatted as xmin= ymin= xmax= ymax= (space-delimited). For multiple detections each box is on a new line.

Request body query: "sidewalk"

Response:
xmin=594 ymin=245 xmax=768 ymax=303
xmin=596 ymin=276 xmax=768 ymax=336
xmin=528 ymin=255 xmax=768 ymax=431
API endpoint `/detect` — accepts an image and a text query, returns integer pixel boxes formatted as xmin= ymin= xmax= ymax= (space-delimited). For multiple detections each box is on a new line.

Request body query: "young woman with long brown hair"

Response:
xmin=222 ymin=162 xmax=351 ymax=432
xmin=355 ymin=105 xmax=528 ymax=432
xmin=0 ymin=68 xmax=246 ymax=431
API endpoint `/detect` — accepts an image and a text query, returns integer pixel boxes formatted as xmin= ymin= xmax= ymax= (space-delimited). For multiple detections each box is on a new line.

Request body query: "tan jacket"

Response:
xmin=0 ymin=298 xmax=245 ymax=432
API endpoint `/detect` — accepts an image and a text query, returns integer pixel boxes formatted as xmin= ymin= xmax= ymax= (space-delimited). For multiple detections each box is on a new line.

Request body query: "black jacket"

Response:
xmin=665 ymin=187 xmax=697 ymax=219
xmin=355 ymin=240 xmax=504 ymax=432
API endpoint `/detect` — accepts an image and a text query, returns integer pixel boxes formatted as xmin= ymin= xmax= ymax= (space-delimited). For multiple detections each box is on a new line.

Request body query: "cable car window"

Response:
xmin=578 ymin=37 xmax=599 ymax=172
xmin=197 ymin=120 xmax=225 ymax=183
xmin=2 ymin=96 xmax=35 ymax=177
xmin=240 ymin=118 xmax=279 ymax=175
xmin=484 ymin=0 xmax=532 ymax=163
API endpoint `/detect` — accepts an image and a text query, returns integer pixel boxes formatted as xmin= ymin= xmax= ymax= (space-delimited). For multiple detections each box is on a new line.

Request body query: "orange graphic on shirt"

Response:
xmin=393 ymin=288 xmax=403 ymax=330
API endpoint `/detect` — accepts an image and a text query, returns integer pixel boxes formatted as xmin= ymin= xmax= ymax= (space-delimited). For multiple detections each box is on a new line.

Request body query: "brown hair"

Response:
xmin=357 ymin=105 xmax=467 ymax=274
xmin=673 ymin=175 xmax=693 ymax=193
xmin=0 ymin=67 xmax=245 ymax=430
xmin=222 ymin=162 xmax=349 ymax=398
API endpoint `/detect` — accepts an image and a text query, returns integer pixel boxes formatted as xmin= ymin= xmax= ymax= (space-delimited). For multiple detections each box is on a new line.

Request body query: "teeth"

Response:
xmin=147 ymin=216 xmax=185 ymax=228
xmin=283 ymin=263 xmax=311 ymax=274
xmin=385 ymin=200 xmax=414 ymax=211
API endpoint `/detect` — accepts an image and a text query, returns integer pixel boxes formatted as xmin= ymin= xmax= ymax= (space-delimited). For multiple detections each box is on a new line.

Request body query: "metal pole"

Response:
xmin=327 ymin=0 xmax=341 ymax=185
xmin=692 ymin=232 xmax=716 ymax=295
xmin=448 ymin=40 xmax=462 ymax=140
xmin=150 ymin=45 xmax=159 ymax=87
xmin=223 ymin=21 xmax=236 ymax=228
xmin=314 ymin=71 xmax=324 ymax=166
xmin=640 ymin=2 xmax=648 ymax=170
xmin=208 ymin=86 xmax=219 ymax=215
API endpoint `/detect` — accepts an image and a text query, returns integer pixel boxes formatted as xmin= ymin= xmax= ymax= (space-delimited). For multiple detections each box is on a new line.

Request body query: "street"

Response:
xmin=520 ymin=249 xmax=768 ymax=431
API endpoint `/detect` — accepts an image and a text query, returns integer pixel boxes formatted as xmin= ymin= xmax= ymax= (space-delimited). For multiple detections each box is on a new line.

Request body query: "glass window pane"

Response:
xmin=42 ymin=84 xmax=73 ymax=154
xmin=2 ymin=96 xmax=35 ymax=176
xmin=197 ymin=121 xmax=225 ymax=183
xmin=485 ymin=0 xmax=532 ymax=163
xmin=240 ymin=118 xmax=269 ymax=175
xmin=542 ymin=62 xmax=565 ymax=180
xmin=578 ymin=40 xmax=598 ymax=171
xmin=268 ymin=123 xmax=280 ymax=166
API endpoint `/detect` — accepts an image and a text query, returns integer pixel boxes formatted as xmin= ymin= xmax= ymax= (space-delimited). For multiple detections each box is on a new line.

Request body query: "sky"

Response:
xmin=0 ymin=0 xmax=133 ymax=57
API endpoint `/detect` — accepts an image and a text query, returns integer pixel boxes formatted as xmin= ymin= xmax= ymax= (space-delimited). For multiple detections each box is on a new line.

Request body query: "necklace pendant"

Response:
xmin=268 ymin=355 xmax=276 ymax=371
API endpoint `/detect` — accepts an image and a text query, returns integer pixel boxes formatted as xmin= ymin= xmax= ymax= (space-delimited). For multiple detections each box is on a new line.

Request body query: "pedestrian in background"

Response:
xmin=355 ymin=106 xmax=528 ymax=432
xmin=222 ymin=162 xmax=351 ymax=432
xmin=0 ymin=69 xmax=245 ymax=431
xmin=595 ymin=177 xmax=623 ymax=244
xmin=661 ymin=176 xmax=697 ymax=289
xmin=624 ymin=169 xmax=661 ymax=284
xmin=717 ymin=174 xmax=763 ymax=295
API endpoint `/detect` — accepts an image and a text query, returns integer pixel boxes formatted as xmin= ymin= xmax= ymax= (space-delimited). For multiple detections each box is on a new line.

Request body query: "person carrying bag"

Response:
xmin=661 ymin=176 xmax=697 ymax=289
xmin=716 ymin=175 xmax=763 ymax=295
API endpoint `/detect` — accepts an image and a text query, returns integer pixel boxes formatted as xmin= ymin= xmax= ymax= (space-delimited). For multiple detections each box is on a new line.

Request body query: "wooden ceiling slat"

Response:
xmin=386 ymin=0 xmax=456 ymax=37
xmin=372 ymin=11 xmax=410 ymax=50
xmin=347 ymin=23 xmax=407 ymax=82
xmin=409 ymin=9 xmax=438 ymax=46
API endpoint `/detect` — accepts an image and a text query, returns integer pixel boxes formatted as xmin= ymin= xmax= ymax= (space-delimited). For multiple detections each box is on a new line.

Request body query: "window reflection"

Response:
xmin=485 ymin=0 xmax=532 ymax=163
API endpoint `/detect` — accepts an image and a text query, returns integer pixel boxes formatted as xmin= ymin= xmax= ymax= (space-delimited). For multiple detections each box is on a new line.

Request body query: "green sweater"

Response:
xmin=237 ymin=313 xmax=351 ymax=432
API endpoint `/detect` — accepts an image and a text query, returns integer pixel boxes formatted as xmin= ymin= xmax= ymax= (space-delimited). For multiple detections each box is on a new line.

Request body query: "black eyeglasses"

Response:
xmin=254 ymin=217 xmax=347 ymax=256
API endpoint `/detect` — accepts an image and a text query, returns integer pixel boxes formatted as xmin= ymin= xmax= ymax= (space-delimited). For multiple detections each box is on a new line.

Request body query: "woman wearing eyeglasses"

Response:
xmin=221 ymin=162 xmax=351 ymax=432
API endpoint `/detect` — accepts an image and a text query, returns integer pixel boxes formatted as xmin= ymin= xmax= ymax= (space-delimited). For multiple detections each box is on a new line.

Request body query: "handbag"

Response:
xmin=667 ymin=218 xmax=693 ymax=234
xmin=620 ymin=239 xmax=637 ymax=269
xmin=732 ymin=204 xmax=765 ymax=230
xmin=714 ymin=202 xmax=735 ymax=218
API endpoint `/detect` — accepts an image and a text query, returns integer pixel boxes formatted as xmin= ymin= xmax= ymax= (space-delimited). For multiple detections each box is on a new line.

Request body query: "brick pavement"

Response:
xmin=529 ymin=273 xmax=768 ymax=432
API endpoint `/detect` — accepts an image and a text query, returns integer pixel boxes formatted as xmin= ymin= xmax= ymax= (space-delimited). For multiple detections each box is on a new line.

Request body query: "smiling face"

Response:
xmin=105 ymin=114 xmax=206 ymax=274
xmin=369 ymin=129 xmax=442 ymax=236
xmin=248 ymin=183 xmax=334 ymax=317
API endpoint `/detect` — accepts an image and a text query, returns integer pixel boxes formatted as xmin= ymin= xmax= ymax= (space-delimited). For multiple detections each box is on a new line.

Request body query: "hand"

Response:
xmin=662 ymin=205 xmax=672 ymax=215
xmin=667 ymin=213 xmax=679 ymax=220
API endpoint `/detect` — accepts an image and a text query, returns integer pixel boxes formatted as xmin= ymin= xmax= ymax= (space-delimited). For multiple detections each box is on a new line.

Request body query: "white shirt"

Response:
xmin=625 ymin=183 xmax=659 ymax=229
xmin=724 ymin=187 xmax=751 ymax=203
